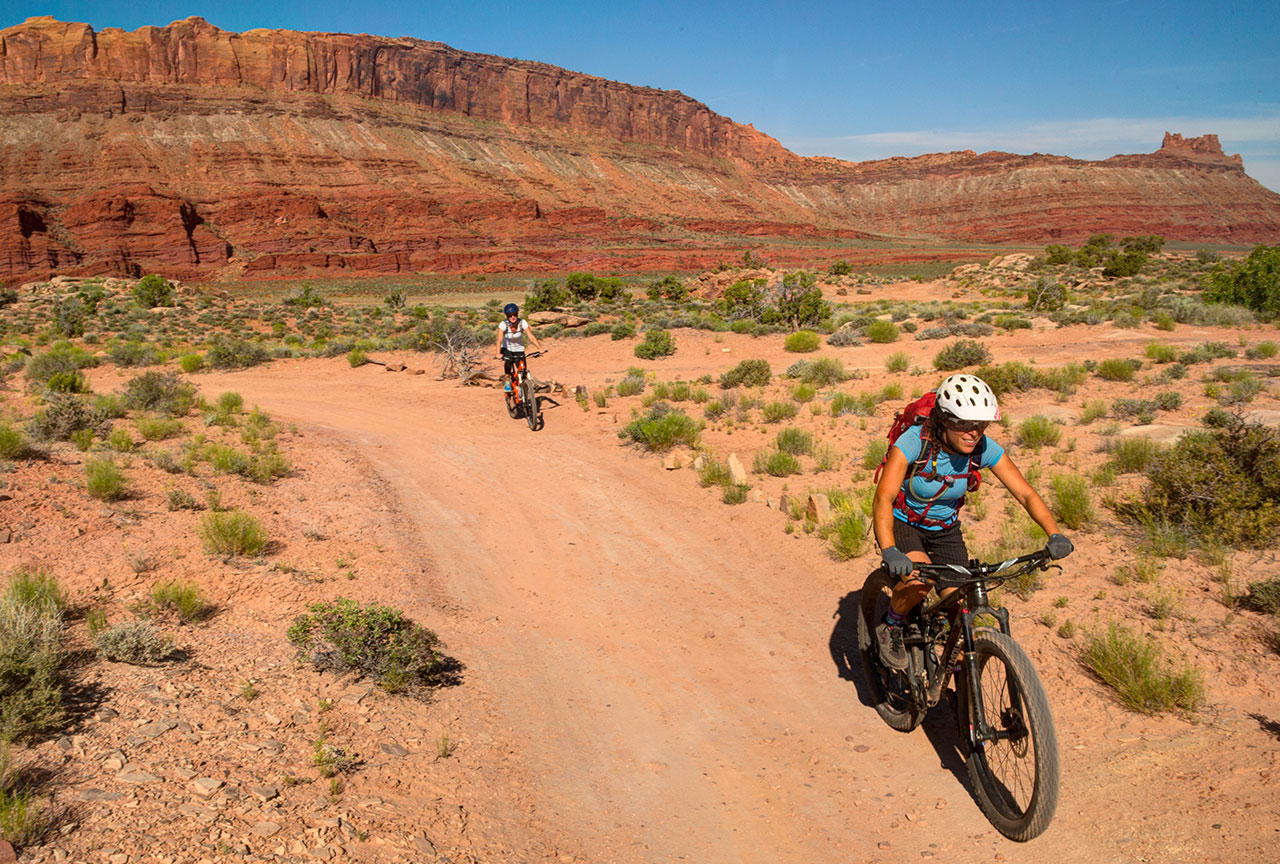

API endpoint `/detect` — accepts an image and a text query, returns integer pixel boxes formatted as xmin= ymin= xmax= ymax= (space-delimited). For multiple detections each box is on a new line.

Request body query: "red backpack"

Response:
xmin=872 ymin=392 xmax=982 ymax=528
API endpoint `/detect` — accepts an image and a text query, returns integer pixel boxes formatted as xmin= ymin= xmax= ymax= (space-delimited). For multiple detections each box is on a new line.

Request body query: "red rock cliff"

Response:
xmin=2 ymin=17 xmax=1278 ymax=283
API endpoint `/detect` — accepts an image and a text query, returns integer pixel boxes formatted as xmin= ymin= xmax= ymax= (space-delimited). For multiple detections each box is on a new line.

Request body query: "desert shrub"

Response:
xmin=93 ymin=619 xmax=175 ymax=665
xmin=135 ymin=416 xmax=183 ymax=441
xmin=207 ymin=337 xmax=271 ymax=370
xmin=791 ymin=357 xmax=845 ymax=385
xmin=45 ymin=370 xmax=89 ymax=394
xmin=0 ymin=752 xmax=49 ymax=843
xmin=1111 ymin=399 xmax=1157 ymax=424
xmin=150 ymin=579 xmax=210 ymax=623
xmin=347 ymin=348 xmax=367 ymax=367
xmin=178 ymin=353 xmax=204 ymax=373
xmin=752 ymin=448 xmax=802 ymax=477
xmin=791 ymin=383 xmax=816 ymax=403
xmin=1050 ymin=474 xmax=1095 ymax=529
xmin=199 ymin=510 xmax=268 ymax=557
xmin=719 ymin=359 xmax=771 ymax=389
xmin=610 ymin=322 xmax=636 ymax=340
xmin=1202 ymin=244 xmax=1280 ymax=316
xmin=1126 ymin=416 xmax=1280 ymax=548
xmin=1152 ymin=391 xmax=1183 ymax=412
xmin=84 ymin=458 xmax=127 ymax=501
xmin=865 ymin=320 xmax=899 ymax=343
xmin=783 ymin=330 xmax=821 ymax=353
xmin=1245 ymin=340 xmax=1278 ymax=360
xmin=0 ymin=425 xmax=28 ymax=460
xmin=165 ymin=486 xmax=201 ymax=511
xmin=824 ymin=509 xmax=867 ymax=561
xmin=0 ymin=579 xmax=64 ymax=742
xmin=1218 ymin=374 xmax=1263 ymax=406
xmin=826 ymin=329 xmax=862 ymax=348
xmin=24 ymin=343 xmax=98 ymax=386
xmin=634 ymin=329 xmax=676 ymax=360
xmin=216 ymin=391 xmax=244 ymax=414
xmin=524 ymin=279 xmax=570 ymax=313
xmin=1096 ymin=358 xmax=1139 ymax=381
xmin=828 ymin=260 xmax=853 ymax=276
xmin=1144 ymin=342 xmax=1178 ymax=364
xmin=646 ymin=275 xmax=686 ymax=301
xmin=615 ymin=374 xmax=645 ymax=397
xmin=933 ymin=339 xmax=992 ymax=371
xmin=1079 ymin=399 xmax=1108 ymax=424
xmin=1083 ymin=621 xmax=1203 ymax=715
xmin=287 ymin=598 xmax=453 ymax=695
xmin=1109 ymin=437 xmax=1161 ymax=473
xmin=761 ymin=401 xmax=798 ymax=423
xmin=697 ymin=457 xmax=731 ymax=488
xmin=1244 ymin=576 xmax=1280 ymax=615
xmin=1017 ymin=415 xmax=1061 ymax=449
xmin=1178 ymin=341 xmax=1235 ymax=364
xmin=885 ymin=351 xmax=910 ymax=373
xmin=132 ymin=274 xmax=174 ymax=308
xmin=774 ymin=427 xmax=813 ymax=456
xmin=1026 ymin=276 xmax=1067 ymax=312
xmin=108 ymin=340 xmax=159 ymax=367
xmin=106 ymin=427 xmax=135 ymax=452
xmin=123 ymin=370 xmax=195 ymax=416
xmin=619 ymin=404 xmax=701 ymax=452
xmin=862 ymin=438 xmax=889 ymax=471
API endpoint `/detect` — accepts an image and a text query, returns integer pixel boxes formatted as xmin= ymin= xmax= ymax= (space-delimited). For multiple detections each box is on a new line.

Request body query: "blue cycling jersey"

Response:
xmin=891 ymin=424 xmax=1005 ymax=529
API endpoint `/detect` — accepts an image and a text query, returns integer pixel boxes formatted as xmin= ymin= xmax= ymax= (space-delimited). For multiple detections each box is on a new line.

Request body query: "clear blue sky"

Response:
xmin=10 ymin=1 xmax=1280 ymax=191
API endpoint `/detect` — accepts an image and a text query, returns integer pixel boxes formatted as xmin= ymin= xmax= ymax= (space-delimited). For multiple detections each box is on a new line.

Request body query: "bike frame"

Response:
xmin=903 ymin=552 xmax=1051 ymax=747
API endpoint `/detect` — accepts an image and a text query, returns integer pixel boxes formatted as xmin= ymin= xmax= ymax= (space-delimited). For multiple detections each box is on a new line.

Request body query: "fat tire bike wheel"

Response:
xmin=960 ymin=629 xmax=1059 ymax=841
xmin=505 ymin=386 xmax=521 ymax=419
xmin=521 ymin=379 xmax=539 ymax=431
xmin=856 ymin=569 xmax=925 ymax=732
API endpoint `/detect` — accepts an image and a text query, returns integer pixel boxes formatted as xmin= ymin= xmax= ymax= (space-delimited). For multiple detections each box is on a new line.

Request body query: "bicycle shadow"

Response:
xmin=830 ymin=589 xmax=974 ymax=794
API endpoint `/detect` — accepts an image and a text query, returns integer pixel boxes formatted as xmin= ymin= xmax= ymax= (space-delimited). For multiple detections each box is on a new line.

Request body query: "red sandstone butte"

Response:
xmin=1 ymin=15 xmax=1279 ymax=284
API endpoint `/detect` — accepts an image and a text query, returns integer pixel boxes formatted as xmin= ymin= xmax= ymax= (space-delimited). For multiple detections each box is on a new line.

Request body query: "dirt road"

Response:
xmin=196 ymin=354 xmax=1147 ymax=864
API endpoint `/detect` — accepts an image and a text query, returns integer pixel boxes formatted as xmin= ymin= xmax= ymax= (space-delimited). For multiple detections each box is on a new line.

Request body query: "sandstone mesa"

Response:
xmin=1 ymin=15 xmax=1279 ymax=284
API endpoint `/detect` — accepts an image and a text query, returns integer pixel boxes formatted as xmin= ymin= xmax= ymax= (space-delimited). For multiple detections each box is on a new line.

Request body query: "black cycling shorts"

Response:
xmin=891 ymin=519 xmax=969 ymax=568
xmin=501 ymin=349 xmax=526 ymax=378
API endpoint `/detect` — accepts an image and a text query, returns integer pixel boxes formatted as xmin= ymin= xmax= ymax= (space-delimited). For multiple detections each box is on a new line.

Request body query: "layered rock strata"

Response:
xmin=2 ymin=16 xmax=1278 ymax=283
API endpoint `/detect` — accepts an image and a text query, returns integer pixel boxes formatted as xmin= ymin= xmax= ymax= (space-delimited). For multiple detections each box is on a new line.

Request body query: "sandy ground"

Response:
xmin=5 ymin=304 xmax=1280 ymax=863
xmin=181 ymin=315 xmax=1279 ymax=864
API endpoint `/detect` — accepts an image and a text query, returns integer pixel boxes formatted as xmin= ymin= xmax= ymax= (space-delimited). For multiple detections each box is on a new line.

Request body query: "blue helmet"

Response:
xmin=503 ymin=303 xmax=519 ymax=317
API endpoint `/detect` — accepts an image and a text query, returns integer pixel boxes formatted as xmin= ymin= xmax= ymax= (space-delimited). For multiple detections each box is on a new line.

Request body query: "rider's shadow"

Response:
xmin=830 ymin=589 xmax=973 ymax=791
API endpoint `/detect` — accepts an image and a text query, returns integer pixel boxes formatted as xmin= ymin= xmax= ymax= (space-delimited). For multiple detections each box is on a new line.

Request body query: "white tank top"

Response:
xmin=500 ymin=318 xmax=528 ymax=353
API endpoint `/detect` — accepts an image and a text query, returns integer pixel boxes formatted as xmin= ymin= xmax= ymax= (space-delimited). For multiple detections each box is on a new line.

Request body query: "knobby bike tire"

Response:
xmin=856 ymin=569 xmax=925 ymax=732
xmin=521 ymin=379 xmax=539 ymax=431
xmin=962 ymin=629 xmax=1059 ymax=841
xmin=505 ymin=387 xmax=520 ymax=419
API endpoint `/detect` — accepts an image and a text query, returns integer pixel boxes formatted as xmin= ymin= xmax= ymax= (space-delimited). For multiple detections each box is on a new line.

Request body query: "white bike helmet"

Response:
xmin=935 ymin=374 xmax=1000 ymax=422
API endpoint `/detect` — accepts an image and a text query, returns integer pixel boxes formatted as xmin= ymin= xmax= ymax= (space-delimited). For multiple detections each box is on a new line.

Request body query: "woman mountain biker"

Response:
xmin=871 ymin=373 xmax=1073 ymax=670
xmin=496 ymin=302 xmax=545 ymax=394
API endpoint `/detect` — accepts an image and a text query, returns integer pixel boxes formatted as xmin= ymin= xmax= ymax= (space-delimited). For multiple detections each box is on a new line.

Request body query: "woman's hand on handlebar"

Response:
xmin=881 ymin=546 xmax=914 ymax=579
xmin=1046 ymin=533 xmax=1073 ymax=560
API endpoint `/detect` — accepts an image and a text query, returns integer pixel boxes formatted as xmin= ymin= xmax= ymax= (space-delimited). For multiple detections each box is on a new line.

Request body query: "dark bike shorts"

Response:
xmin=891 ymin=519 xmax=969 ymax=568
xmin=501 ymin=349 xmax=526 ymax=378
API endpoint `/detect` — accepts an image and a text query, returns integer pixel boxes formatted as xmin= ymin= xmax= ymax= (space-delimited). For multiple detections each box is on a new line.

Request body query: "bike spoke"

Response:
xmin=976 ymin=656 xmax=1036 ymax=812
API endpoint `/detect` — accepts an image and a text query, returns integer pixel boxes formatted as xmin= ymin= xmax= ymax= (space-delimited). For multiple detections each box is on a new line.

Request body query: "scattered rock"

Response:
xmin=727 ymin=453 xmax=748 ymax=485
xmin=251 ymin=822 xmax=282 ymax=837
xmin=190 ymin=778 xmax=224 ymax=797
xmin=806 ymin=493 xmax=831 ymax=525
xmin=250 ymin=785 xmax=279 ymax=801
xmin=662 ymin=452 xmax=684 ymax=470
xmin=76 ymin=789 xmax=123 ymax=803
xmin=117 ymin=771 xmax=162 ymax=785
xmin=380 ymin=742 xmax=409 ymax=757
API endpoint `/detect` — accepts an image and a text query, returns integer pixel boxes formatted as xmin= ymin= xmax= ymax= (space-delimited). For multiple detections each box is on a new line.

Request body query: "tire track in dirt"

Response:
xmin=201 ymin=359 xmax=1116 ymax=864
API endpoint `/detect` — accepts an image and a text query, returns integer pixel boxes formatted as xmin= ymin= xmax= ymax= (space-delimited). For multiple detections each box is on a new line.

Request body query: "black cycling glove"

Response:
xmin=1046 ymin=533 xmax=1074 ymax=560
xmin=881 ymin=546 xmax=914 ymax=579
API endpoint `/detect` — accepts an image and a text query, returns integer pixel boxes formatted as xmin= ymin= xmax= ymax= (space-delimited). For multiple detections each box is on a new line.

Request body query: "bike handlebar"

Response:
xmin=911 ymin=548 xmax=1055 ymax=587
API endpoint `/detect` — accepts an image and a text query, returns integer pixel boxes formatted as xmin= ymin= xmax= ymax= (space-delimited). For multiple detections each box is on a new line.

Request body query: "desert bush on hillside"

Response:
xmin=93 ymin=619 xmax=175 ymax=665
xmin=0 ymin=572 xmax=65 ymax=741
xmin=1096 ymin=358 xmax=1140 ymax=381
xmin=24 ymin=342 xmax=98 ymax=386
xmin=786 ymin=357 xmax=845 ymax=386
xmin=1025 ymin=276 xmax=1067 ymax=312
xmin=199 ymin=510 xmax=268 ymax=557
xmin=865 ymin=319 xmax=899 ymax=343
xmin=150 ymin=579 xmax=211 ymax=623
xmin=123 ymin=370 xmax=196 ymax=416
xmin=933 ymin=339 xmax=992 ymax=371
xmin=0 ymin=425 xmax=28 ymax=460
xmin=634 ymin=329 xmax=676 ymax=360
xmin=1083 ymin=621 xmax=1203 ymax=715
xmin=206 ymin=337 xmax=271 ymax=370
xmin=1120 ymin=415 xmax=1280 ymax=548
xmin=1017 ymin=416 xmax=1061 ymax=450
xmin=646 ymin=275 xmax=687 ymax=302
xmin=783 ymin=330 xmax=820 ymax=353
xmin=1050 ymin=474 xmax=1095 ymax=529
xmin=282 ymin=284 xmax=326 ymax=308
xmin=524 ymin=279 xmax=570 ymax=313
xmin=767 ymin=270 xmax=828 ymax=330
xmin=26 ymin=394 xmax=110 ymax=442
xmin=1203 ymin=244 xmax=1280 ymax=316
xmin=619 ymin=403 xmax=701 ymax=452
xmin=719 ymin=359 xmax=771 ymax=389
xmin=288 ymin=598 xmax=455 ymax=696
xmin=132 ymin=274 xmax=174 ymax=308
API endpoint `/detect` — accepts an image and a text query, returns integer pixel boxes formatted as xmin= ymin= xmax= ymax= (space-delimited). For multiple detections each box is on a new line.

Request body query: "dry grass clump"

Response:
xmin=1083 ymin=621 xmax=1203 ymax=715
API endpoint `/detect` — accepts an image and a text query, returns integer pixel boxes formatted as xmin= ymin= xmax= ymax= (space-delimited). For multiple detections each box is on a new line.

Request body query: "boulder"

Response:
xmin=727 ymin=453 xmax=748 ymax=485
xmin=806 ymin=493 xmax=832 ymax=525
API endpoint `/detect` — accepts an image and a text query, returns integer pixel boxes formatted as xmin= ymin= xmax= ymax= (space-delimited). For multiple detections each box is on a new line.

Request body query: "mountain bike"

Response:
xmin=856 ymin=548 xmax=1061 ymax=841
xmin=502 ymin=350 xmax=544 ymax=431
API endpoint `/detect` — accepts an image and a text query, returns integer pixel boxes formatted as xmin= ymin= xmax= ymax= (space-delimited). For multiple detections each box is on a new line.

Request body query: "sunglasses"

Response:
xmin=945 ymin=419 xmax=990 ymax=434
